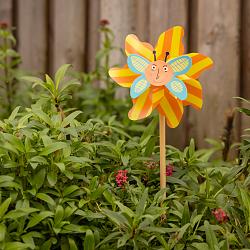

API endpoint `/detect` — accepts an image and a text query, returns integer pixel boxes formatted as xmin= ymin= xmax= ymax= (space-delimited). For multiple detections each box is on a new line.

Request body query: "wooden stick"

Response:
xmin=159 ymin=113 xmax=166 ymax=192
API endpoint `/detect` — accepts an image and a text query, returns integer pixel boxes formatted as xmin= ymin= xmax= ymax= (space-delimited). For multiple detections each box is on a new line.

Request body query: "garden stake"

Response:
xmin=109 ymin=26 xmax=213 ymax=193
xmin=159 ymin=113 xmax=166 ymax=193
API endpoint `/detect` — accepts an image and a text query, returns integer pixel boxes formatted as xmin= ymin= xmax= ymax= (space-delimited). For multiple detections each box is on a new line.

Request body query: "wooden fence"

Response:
xmin=0 ymin=0 xmax=249 ymax=149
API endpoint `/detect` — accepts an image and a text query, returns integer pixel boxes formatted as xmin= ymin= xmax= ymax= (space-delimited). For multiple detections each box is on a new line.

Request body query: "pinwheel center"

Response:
xmin=144 ymin=60 xmax=174 ymax=86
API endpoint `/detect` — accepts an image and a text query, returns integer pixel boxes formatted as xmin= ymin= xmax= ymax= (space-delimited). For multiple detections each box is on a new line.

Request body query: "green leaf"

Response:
xmin=102 ymin=209 xmax=130 ymax=228
xmin=61 ymin=111 xmax=82 ymax=127
xmin=0 ymin=197 xmax=11 ymax=219
xmin=40 ymin=142 xmax=67 ymax=155
xmin=33 ymin=108 xmax=52 ymax=127
xmin=3 ymin=242 xmax=31 ymax=250
xmin=115 ymin=201 xmax=134 ymax=218
xmin=21 ymin=76 xmax=45 ymax=86
xmin=68 ymin=237 xmax=78 ymax=250
xmin=62 ymin=224 xmax=88 ymax=233
xmin=83 ymin=229 xmax=95 ymax=250
xmin=55 ymin=162 xmax=65 ymax=172
xmin=135 ymin=188 xmax=148 ymax=218
xmin=204 ymin=221 xmax=219 ymax=250
xmin=96 ymin=232 xmax=121 ymax=248
xmin=63 ymin=185 xmax=80 ymax=197
xmin=140 ymin=116 xmax=158 ymax=143
xmin=0 ymin=223 xmax=6 ymax=241
xmin=54 ymin=205 xmax=64 ymax=226
xmin=177 ymin=223 xmax=190 ymax=241
xmin=0 ymin=175 xmax=14 ymax=183
xmin=144 ymin=136 xmax=157 ymax=157
xmin=26 ymin=211 xmax=54 ymax=229
xmin=181 ymin=201 xmax=190 ymax=226
xmin=238 ymin=107 xmax=250 ymax=116
xmin=55 ymin=64 xmax=71 ymax=90
xmin=117 ymin=233 xmax=130 ymax=248
xmin=36 ymin=193 xmax=56 ymax=206
xmin=47 ymin=171 xmax=57 ymax=186
xmin=3 ymin=133 xmax=25 ymax=153
xmin=45 ymin=74 xmax=55 ymax=92
xmin=8 ymin=106 xmax=20 ymax=121
xmin=32 ymin=168 xmax=46 ymax=190
xmin=60 ymin=79 xmax=81 ymax=93
xmin=103 ymin=189 xmax=115 ymax=207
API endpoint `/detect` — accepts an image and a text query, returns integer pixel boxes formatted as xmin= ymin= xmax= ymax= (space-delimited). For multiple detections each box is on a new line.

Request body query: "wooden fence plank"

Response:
xmin=149 ymin=0 xmax=189 ymax=149
xmin=50 ymin=0 xmax=86 ymax=74
xmin=135 ymin=0 xmax=150 ymax=41
xmin=16 ymin=0 xmax=48 ymax=74
xmin=100 ymin=0 xmax=136 ymax=96
xmin=0 ymin=0 xmax=13 ymax=25
xmin=241 ymin=0 xmax=250 ymax=132
xmin=189 ymin=0 xmax=240 ymax=148
xmin=100 ymin=0 xmax=136 ymax=66
xmin=86 ymin=0 xmax=100 ymax=72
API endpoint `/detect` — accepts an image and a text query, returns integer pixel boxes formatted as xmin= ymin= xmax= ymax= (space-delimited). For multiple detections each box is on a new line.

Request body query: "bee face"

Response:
xmin=145 ymin=60 xmax=174 ymax=86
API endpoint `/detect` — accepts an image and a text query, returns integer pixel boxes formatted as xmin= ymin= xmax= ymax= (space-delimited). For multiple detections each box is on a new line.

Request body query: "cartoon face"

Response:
xmin=144 ymin=60 xmax=174 ymax=86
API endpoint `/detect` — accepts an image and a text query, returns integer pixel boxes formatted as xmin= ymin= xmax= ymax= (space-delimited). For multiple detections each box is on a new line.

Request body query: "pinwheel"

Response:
xmin=109 ymin=26 xmax=213 ymax=193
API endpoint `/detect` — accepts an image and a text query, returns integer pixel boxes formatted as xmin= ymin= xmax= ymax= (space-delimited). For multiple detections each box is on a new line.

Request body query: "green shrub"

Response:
xmin=0 ymin=65 xmax=248 ymax=249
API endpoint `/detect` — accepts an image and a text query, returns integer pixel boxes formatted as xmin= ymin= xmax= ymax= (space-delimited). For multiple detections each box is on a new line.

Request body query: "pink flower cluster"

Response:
xmin=166 ymin=164 xmax=174 ymax=176
xmin=212 ymin=208 xmax=228 ymax=223
xmin=115 ymin=170 xmax=128 ymax=187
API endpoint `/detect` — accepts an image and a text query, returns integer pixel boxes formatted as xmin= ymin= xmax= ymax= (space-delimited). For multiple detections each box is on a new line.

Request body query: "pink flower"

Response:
xmin=115 ymin=170 xmax=128 ymax=187
xmin=166 ymin=165 xmax=174 ymax=176
xmin=99 ymin=19 xmax=110 ymax=27
xmin=212 ymin=208 xmax=228 ymax=223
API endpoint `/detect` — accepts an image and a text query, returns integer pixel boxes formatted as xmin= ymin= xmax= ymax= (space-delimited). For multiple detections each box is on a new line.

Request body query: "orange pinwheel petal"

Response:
xmin=156 ymin=89 xmax=184 ymax=128
xmin=155 ymin=26 xmax=184 ymax=61
xmin=128 ymin=88 xmax=153 ymax=120
xmin=152 ymin=86 xmax=165 ymax=106
xmin=125 ymin=34 xmax=154 ymax=61
xmin=179 ymin=75 xmax=203 ymax=109
xmin=109 ymin=65 xmax=139 ymax=88
xmin=186 ymin=53 xmax=213 ymax=79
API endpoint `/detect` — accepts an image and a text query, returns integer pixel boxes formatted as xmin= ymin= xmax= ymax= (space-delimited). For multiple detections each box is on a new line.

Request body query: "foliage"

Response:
xmin=0 ymin=65 xmax=249 ymax=249
xmin=0 ymin=23 xmax=25 ymax=116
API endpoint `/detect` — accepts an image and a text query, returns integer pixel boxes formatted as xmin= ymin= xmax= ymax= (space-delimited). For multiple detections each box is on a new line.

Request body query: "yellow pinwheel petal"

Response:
xmin=109 ymin=66 xmax=139 ymax=88
xmin=155 ymin=26 xmax=184 ymax=61
xmin=186 ymin=53 xmax=213 ymax=79
xmin=128 ymin=88 xmax=153 ymax=120
xmin=156 ymin=89 xmax=184 ymax=128
xmin=179 ymin=75 xmax=203 ymax=109
xmin=125 ymin=34 xmax=154 ymax=61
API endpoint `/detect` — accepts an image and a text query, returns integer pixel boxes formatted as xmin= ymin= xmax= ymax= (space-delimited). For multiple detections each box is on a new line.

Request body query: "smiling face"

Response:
xmin=145 ymin=60 xmax=174 ymax=86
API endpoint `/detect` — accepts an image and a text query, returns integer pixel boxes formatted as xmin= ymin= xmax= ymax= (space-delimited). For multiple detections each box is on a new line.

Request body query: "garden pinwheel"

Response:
xmin=109 ymin=26 xmax=213 ymax=193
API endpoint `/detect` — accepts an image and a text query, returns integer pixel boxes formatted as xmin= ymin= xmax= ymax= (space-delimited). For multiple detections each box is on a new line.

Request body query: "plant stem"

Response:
xmin=3 ymin=36 xmax=12 ymax=113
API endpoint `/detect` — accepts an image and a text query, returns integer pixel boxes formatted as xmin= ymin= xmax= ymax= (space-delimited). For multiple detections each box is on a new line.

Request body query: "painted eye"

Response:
xmin=163 ymin=66 xmax=168 ymax=72
xmin=151 ymin=65 xmax=156 ymax=71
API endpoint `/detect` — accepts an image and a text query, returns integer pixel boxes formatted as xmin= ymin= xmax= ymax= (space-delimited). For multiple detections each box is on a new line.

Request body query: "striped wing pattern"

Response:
xmin=130 ymin=76 xmax=150 ymax=98
xmin=165 ymin=77 xmax=187 ymax=100
xmin=127 ymin=54 xmax=150 ymax=74
xmin=168 ymin=56 xmax=192 ymax=76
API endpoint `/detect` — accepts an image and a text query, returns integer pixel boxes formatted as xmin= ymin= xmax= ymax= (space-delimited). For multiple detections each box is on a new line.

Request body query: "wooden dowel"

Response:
xmin=159 ymin=113 xmax=166 ymax=192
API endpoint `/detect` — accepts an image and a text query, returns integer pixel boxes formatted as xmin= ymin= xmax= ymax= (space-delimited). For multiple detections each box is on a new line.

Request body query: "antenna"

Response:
xmin=153 ymin=50 xmax=157 ymax=61
xmin=164 ymin=52 xmax=169 ymax=62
